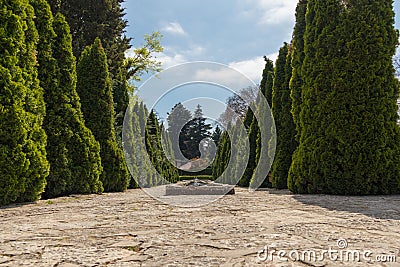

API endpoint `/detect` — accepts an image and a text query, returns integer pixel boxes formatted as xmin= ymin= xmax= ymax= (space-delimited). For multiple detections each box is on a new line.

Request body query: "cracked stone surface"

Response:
xmin=0 ymin=188 xmax=399 ymax=266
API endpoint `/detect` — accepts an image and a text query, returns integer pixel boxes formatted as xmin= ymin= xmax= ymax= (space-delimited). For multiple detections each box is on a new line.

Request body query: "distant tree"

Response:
xmin=0 ymin=0 xmax=49 ymax=205
xmin=76 ymin=38 xmax=129 ymax=192
xmin=145 ymin=111 xmax=179 ymax=185
xmin=260 ymin=57 xmax=275 ymax=107
xmin=212 ymin=129 xmax=231 ymax=179
xmin=270 ymin=43 xmax=296 ymax=189
xmin=211 ymin=125 xmax=222 ymax=147
xmin=219 ymin=86 xmax=258 ymax=127
xmin=167 ymin=103 xmax=192 ymax=162
xmin=183 ymin=105 xmax=212 ymax=159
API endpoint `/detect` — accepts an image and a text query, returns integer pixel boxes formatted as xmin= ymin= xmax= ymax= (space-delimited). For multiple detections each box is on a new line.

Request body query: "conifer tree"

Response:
xmin=290 ymin=0 xmax=308 ymax=142
xmin=167 ymin=103 xmax=192 ymax=162
xmin=260 ymin=57 xmax=275 ymax=107
xmin=0 ymin=0 xmax=49 ymax=205
xmin=239 ymin=117 xmax=259 ymax=187
xmin=76 ymin=38 xmax=129 ymax=192
xmin=289 ymin=0 xmax=400 ymax=194
xmin=35 ymin=8 xmax=103 ymax=198
xmin=270 ymin=43 xmax=296 ymax=189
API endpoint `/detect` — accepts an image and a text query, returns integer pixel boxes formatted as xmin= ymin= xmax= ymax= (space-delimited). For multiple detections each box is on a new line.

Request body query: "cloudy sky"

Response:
xmin=123 ymin=1 xmax=400 ymax=121
xmin=124 ymin=0 xmax=400 ymax=83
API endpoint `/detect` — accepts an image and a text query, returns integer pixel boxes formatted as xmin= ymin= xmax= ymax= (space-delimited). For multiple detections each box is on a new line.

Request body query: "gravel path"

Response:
xmin=0 ymin=188 xmax=399 ymax=266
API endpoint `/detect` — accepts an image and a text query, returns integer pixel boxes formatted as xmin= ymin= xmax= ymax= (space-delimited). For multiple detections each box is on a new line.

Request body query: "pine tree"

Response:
xmin=167 ymin=103 xmax=192 ymax=162
xmin=270 ymin=43 xmax=296 ymax=189
xmin=76 ymin=38 xmax=129 ymax=192
xmin=0 ymin=0 xmax=49 ymax=205
xmin=289 ymin=0 xmax=400 ymax=195
xmin=184 ymin=105 xmax=212 ymax=160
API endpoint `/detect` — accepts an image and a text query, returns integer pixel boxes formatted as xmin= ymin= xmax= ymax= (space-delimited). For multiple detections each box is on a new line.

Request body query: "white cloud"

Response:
xmin=156 ymin=52 xmax=187 ymax=68
xmin=241 ymin=0 xmax=298 ymax=25
xmin=228 ymin=52 xmax=279 ymax=83
xmin=162 ymin=22 xmax=187 ymax=36
xmin=155 ymin=45 xmax=206 ymax=68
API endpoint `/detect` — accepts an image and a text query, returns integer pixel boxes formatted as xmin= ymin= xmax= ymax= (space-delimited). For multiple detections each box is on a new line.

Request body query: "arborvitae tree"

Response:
xmin=212 ymin=129 xmax=231 ymax=179
xmin=145 ymin=110 xmax=178 ymax=185
xmin=76 ymin=38 xmax=129 ymax=192
xmin=289 ymin=0 xmax=400 ymax=195
xmin=239 ymin=116 xmax=259 ymax=187
xmin=260 ymin=57 xmax=275 ymax=107
xmin=290 ymin=0 xmax=308 ymax=142
xmin=270 ymin=43 xmax=296 ymax=189
xmin=211 ymin=125 xmax=222 ymax=147
xmin=0 ymin=0 xmax=50 ymax=205
xmin=124 ymin=101 xmax=155 ymax=188
xmin=36 ymin=8 xmax=103 ymax=198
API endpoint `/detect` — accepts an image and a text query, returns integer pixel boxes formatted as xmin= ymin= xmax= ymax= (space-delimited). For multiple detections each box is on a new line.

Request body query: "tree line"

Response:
xmin=0 ymin=0 xmax=162 ymax=205
xmin=213 ymin=0 xmax=400 ymax=195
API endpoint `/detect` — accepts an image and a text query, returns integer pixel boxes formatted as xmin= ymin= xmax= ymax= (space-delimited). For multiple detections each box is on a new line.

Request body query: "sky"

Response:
xmin=123 ymin=0 xmax=400 ymax=122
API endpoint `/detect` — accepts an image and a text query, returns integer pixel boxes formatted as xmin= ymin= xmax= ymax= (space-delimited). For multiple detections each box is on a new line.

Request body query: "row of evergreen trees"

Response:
xmin=123 ymin=102 xmax=179 ymax=188
xmin=213 ymin=0 xmax=400 ymax=195
xmin=0 ymin=0 xmax=165 ymax=206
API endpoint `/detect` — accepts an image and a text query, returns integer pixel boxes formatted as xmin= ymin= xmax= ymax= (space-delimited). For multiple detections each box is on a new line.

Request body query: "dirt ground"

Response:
xmin=0 ymin=187 xmax=399 ymax=266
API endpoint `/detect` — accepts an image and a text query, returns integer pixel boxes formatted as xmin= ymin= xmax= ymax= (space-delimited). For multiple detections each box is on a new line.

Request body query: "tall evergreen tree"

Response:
xmin=289 ymin=0 xmax=400 ymax=195
xmin=167 ymin=103 xmax=192 ymax=162
xmin=270 ymin=43 xmax=296 ymax=189
xmin=211 ymin=125 xmax=222 ymax=147
xmin=33 ymin=5 xmax=104 ymax=198
xmin=290 ymin=0 xmax=308 ymax=142
xmin=76 ymin=38 xmax=129 ymax=192
xmin=145 ymin=110 xmax=179 ymax=185
xmin=260 ymin=57 xmax=275 ymax=107
xmin=0 ymin=0 xmax=49 ymax=205
xmin=183 ymin=105 xmax=212 ymax=160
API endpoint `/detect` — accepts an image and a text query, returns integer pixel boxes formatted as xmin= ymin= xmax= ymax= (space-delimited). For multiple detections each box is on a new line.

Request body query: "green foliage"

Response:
xmin=211 ymin=125 xmax=222 ymax=147
xmin=290 ymin=0 xmax=308 ymax=142
xmin=212 ymin=129 xmax=231 ymax=180
xmin=76 ymin=38 xmax=129 ymax=192
xmin=260 ymin=57 xmax=275 ymax=107
xmin=36 ymin=9 xmax=103 ymax=198
xmin=138 ymin=110 xmax=179 ymax=186
xmin=288 ymin=0 xmax=400 ymax=195
xmin=182 ymin=105 xmax=212 ymax=160
xmin=270 ymin=43 xmax=296 ymax=189
xmin=239 ymin=116 xmax=259 ymax=187
xmin=0 ymin=0 xmax=49 ymax=205
xmin=167 ymin=103 xmax=192 ymax=162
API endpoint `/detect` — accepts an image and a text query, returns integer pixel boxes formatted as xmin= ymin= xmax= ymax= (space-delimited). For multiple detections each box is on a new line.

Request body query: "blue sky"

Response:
xmin=123 ymin=0 xmax=400 ymax=122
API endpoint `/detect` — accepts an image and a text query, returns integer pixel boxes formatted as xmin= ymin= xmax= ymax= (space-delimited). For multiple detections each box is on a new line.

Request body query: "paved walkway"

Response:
xmin=0 ymin=188 xmax=399 ymax=266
